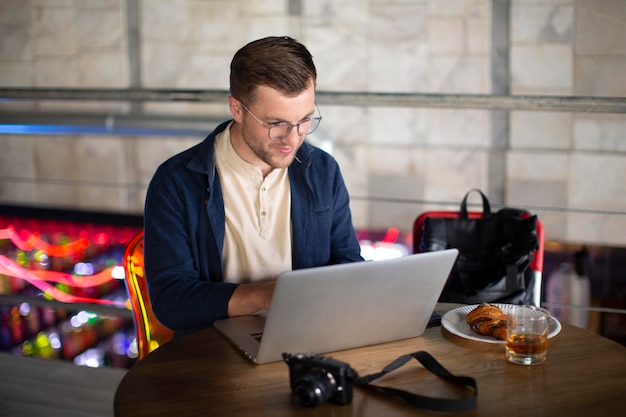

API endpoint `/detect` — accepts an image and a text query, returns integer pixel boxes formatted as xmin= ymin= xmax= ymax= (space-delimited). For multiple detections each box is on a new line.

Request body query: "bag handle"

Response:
xmin=353 ymin=351 xmax=477 ymax=413
xmin=460 ymin=188 xmax=491 ymax=219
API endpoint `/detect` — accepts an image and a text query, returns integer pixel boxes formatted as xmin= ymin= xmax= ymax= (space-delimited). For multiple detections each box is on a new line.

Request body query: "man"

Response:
xmin=144 ymin=36 xmax=364 ymax=336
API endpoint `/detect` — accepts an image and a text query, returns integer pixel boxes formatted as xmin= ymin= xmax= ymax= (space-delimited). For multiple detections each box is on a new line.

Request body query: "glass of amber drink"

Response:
xmin=505 ymin=306 xmax=549 ymax=365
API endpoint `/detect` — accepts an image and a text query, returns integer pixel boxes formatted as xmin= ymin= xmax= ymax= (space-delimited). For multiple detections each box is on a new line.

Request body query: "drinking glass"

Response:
xmin=505 ymin=306 xmax=549 ymax=365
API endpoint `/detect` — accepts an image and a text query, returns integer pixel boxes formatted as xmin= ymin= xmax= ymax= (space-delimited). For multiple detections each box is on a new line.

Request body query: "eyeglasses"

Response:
xmin=238 ymin=101 xmax=322 ymax=141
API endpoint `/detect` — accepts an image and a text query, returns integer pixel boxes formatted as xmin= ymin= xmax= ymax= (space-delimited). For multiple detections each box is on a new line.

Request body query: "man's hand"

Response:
xmin=227 ymin=281 xmax=276 ymax=317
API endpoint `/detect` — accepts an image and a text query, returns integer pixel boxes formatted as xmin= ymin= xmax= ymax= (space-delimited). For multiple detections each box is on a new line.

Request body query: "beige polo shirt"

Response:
xmin=214 ymin=123 xmax=292 ymax=283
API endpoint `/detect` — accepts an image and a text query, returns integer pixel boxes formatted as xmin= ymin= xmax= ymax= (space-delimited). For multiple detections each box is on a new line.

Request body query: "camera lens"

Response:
xmin=292 ymin=370 xmax=337 ymax=407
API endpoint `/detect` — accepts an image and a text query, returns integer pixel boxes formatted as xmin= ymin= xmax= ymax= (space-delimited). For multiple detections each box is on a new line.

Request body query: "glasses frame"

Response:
xmin=238 ymin=100 xmax=322 ymax=141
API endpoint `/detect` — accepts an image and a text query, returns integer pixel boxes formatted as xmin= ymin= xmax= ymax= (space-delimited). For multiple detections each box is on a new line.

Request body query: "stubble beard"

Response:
xmin=241 ymin=127 xmax=300 ymax=171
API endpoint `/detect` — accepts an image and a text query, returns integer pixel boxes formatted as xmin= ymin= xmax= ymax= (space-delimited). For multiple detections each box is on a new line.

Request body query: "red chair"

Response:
xmin=123 ymin=231 xmax=174 ymax=360
xmin=412 ymin=211 xmax=544 ymax=306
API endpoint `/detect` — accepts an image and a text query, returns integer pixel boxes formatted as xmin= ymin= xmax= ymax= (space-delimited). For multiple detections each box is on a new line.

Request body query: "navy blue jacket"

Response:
xmin=144 ymin=121 xmax=364 ymax=335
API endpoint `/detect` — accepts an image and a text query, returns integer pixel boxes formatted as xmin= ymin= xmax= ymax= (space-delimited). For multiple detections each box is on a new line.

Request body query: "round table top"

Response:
xmin=114 ymin=314 xmax=626 ymax=417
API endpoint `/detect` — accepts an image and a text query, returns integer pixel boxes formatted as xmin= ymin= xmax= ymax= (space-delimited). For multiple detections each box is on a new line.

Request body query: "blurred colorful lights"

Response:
xmin=0 ymin=226 xmax=127 ymax=308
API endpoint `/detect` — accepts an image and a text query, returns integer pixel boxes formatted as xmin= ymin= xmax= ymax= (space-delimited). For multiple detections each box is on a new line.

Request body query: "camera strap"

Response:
xmin=352 ymin=350 xmax=477 ymax=413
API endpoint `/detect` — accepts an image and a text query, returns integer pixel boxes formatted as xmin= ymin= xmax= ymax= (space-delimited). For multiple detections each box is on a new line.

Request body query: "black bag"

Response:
xmin=420 ymin=189 xmax=539 ymax=305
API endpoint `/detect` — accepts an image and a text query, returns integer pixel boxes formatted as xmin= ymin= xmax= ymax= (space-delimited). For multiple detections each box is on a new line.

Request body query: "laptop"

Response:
xmin=213 ymin=248 xmax=458 ymax=364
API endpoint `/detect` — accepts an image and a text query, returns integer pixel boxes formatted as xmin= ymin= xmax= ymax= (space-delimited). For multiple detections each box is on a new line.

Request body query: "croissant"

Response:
xmin=466 ymin=303 xmax=507 ymax=340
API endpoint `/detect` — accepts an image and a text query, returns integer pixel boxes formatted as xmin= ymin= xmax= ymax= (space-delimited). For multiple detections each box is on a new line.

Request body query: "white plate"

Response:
xmin=441 ymin=304 xmax=562 ymax=344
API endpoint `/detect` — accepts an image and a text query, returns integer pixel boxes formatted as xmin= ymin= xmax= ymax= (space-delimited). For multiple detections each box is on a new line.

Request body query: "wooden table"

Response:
xmin=114 ymin=306 xmax=626 ymax=417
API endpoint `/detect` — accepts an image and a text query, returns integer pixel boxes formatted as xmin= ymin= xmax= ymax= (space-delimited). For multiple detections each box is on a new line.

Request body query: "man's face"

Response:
xmin=230 ymin=82 xmax=316 ymax=176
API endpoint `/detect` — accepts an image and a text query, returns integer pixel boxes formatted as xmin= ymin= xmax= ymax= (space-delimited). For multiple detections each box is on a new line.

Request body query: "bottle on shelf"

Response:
xmin=545 ymin=247 xmax=591 ymax=328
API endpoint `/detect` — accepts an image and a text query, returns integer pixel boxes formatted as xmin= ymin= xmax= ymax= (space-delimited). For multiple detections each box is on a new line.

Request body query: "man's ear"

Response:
xmin=228 ymin=96 xmax=244 ymax=122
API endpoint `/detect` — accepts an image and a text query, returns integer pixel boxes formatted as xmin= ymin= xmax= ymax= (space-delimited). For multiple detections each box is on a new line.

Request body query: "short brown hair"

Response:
xmin=230 ymin=36 xmax=317 ymax=105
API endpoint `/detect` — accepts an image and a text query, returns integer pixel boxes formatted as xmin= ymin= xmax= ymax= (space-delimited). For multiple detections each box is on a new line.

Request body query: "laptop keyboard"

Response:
xmin=251 ymin=332 xmax=263 ymax=342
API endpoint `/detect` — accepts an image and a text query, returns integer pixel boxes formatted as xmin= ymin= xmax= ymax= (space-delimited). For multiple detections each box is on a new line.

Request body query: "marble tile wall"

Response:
xmin=508 ymin=0 xmax=626 ymax=246
xmin=0 ymin=0 xmax=624 ymax=247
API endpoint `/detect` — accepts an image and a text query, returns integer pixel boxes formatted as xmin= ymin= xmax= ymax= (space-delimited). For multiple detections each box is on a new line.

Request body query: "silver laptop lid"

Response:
xmin=215 ymin=249 xmax=458 ymax=364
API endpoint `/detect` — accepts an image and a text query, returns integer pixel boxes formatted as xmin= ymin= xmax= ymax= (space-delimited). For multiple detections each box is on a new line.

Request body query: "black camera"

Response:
xmin=283 ymin=352 xmax=356 ymax=407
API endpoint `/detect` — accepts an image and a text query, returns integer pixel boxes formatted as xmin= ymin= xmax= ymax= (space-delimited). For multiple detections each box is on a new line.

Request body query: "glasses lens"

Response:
xmin=268 ymin=124 xmax=292 ymax=141
xmin=302 ymin=117 xmax=321 ymax=135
